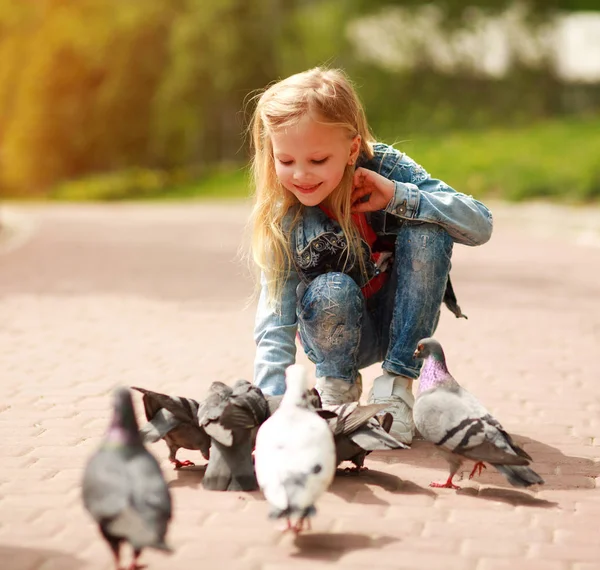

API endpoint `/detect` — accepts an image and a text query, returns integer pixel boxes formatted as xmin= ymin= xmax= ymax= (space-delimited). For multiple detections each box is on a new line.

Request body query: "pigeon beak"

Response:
xmin=413 ymin=349 xmax=421 ymax=359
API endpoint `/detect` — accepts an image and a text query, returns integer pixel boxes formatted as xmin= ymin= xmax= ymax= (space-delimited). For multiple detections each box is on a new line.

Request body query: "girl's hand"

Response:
xmin=351 ymin=167 xmax=395 ymax=213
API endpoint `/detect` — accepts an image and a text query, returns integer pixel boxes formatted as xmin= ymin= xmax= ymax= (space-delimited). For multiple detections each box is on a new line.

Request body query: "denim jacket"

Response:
xmin=254 ymin=142 xmax=493 ymax=395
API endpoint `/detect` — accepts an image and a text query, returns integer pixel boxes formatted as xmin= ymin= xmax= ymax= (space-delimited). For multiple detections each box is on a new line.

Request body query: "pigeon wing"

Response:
xmin=82 ymin=449 xmax=129 ymax=523
xmin=325 ymin=403 xmax=389 ymax=436
xmin=197 ymin=382 xmax=234 ymax=446
xmin=349 ymin=418 xmax=409 ymax=451
xmin=415 ymin=386 xmax=528 ymax=466
xmin=139 ymin=408 xmax=180 ymax=443
xmin=131 ymin=387 xmax=199 ymax=425
xmin=127 ymin=450 xmax=173 ymax=549
xmin=220 ymin=381 xmax=269 ymax=430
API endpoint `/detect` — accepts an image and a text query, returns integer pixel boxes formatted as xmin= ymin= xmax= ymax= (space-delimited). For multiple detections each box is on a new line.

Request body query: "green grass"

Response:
xmin=50 ymin=165 xmax=251 ymax=202
xmin=48 ymin=115 xmax=600 ymax=203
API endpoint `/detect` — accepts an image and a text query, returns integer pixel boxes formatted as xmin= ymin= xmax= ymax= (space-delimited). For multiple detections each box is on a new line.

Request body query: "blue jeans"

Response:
xmin=297 ymin=222 xmax=453 ymax=383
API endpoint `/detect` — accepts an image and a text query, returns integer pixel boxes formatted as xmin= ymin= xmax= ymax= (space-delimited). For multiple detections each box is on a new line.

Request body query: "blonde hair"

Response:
xmin=249 ymin=67 xmax=375 ymax=306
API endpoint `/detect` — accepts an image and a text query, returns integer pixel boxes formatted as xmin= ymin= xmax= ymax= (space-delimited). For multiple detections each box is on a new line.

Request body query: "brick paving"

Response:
xmin=0 ymin=201 xmax=599 ymax=570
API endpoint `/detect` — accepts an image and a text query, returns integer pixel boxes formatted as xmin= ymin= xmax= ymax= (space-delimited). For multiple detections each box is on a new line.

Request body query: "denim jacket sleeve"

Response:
xmin=253 ymin=268 xmax=300 ymax=396
xmin=370 ymin=144 xmax=493 ymax=246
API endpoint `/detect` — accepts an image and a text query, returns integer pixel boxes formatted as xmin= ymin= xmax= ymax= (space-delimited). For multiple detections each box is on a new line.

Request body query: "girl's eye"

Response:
xmin=312 ymin=158 xmax=329 ymax=165
xmin=278 ymin=159 xmax=293 ymax=166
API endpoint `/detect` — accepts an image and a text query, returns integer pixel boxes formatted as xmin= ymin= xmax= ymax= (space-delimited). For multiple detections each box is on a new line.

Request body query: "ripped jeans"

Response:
xmin=296 ymin=222 xmax=453 ymax=383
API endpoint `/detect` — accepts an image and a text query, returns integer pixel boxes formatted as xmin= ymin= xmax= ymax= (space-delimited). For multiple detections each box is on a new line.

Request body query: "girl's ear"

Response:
xmin=348 ymin=134 xmax=362 ymax=165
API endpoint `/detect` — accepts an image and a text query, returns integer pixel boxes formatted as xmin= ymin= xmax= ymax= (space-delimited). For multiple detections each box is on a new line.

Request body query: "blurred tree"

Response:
xmin=152 ymin=0 xmax=282 ymax=170
xmin=0 ymin=0 xmax=597 ymax=197
xmin=1 ymin=0 xmax=170 ymax=194
xmin=351 ymin=0 xmax=600 ymax=18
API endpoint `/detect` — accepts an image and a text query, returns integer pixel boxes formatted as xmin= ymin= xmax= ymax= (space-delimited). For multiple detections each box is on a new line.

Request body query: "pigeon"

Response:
xmin=412 ymin=337 xmax=544 ymax=489
xmin=254 ymin=364 xmax=336 ymax=534
xmin=82 ymin=387 xmax=172 ymax=570
xmin=131 ymin=386 xmax=210 ymax=469
xmin=323 ymin=402 xmax=410 ymax=471
xmin=198 ymin=379 xmax=269 ymax=491
xmin=264 ymin=387 xmax=322 ymax=417
xmin=265 ymin=392 xmax=408 ymax=471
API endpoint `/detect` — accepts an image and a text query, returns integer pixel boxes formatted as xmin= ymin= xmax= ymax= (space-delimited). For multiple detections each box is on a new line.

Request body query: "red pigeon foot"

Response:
xmin=430 ymin=475 xmax=460 ymax=490
xmin=172 ymin=459 xmax=195 ymax=470
xmin=469 ymin=461 xmax=486 ymax=480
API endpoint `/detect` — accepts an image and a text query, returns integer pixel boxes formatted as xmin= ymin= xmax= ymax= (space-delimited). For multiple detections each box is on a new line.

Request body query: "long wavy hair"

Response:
xmin=249 ymin=67 xmax=375 ymax=307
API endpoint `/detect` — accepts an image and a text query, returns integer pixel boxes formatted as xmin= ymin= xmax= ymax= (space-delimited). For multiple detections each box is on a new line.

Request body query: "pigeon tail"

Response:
xmin=493 ymin=464 xmax=545 ymax=488
xmin=268 ymin=504 xmax=316 ymax=520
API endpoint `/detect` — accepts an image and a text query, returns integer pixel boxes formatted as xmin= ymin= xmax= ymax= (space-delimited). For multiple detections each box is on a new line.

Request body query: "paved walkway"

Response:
xmin=1 ymin=201 xmax=599 ymax=570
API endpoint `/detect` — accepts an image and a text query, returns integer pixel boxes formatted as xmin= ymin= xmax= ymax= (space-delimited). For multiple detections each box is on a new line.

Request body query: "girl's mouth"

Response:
xmin=294 ymin=182 xmax=322 ymax=194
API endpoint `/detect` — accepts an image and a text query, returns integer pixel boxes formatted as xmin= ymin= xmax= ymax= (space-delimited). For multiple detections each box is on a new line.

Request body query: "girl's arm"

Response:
xmin=353 ymin=144 xmax=493 ymax=247
xmin=253 ymin=270 xmax=300 ymax=396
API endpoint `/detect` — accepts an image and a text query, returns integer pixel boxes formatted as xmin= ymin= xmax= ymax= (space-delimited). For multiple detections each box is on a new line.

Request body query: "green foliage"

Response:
xmin=1 ymin=0 xmax=171 ymax=194
xmin=0 ymin=0 xmax=273 ymax=196
xmin=398 ymin=115 xmax=600 ymax=202
xmin=0 ymin=0 xmax=598 ymax=198
xmin=47 ymin=115 xmax=600 ymax=204
xmin=51 ymin=165 xmax=250 ymax=201
xmin=152 ymin=0 xmax=276 ymax=169
xmin=351 ymin=0 xmax=599 ymax=20
xmin=276 ymin=0 xmax=355 ymax=75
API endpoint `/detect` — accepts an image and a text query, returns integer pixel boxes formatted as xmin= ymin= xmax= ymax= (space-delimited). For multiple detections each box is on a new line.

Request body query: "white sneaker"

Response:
xmin=367 ymin=372 xmax=415 ymax=444
xmin=315 ymin=374 xmax=362 ymax=407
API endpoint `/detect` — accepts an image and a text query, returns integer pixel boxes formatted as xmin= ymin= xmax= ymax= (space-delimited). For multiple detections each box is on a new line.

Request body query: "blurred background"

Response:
xmin=0 ymin=0 xmax=599 ymax=204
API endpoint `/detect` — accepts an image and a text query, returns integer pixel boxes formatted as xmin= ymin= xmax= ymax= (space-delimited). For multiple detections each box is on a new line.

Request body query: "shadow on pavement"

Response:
xmin=292 ymin=532 xmax=398 ymax=562
xmin=329 ymin=468 xmax=435 ymax=506
xmin=0 ymin=545 xmax=84 ymax=570
xmin=168 ymin=464 xmax=207 ymax=489
xmin=456 ymin=486 xmax=558 ymax=508
xmin=369 ymin=434 xmax=600 ymax=492
xmin=513 ymin=434 xmax=600 ymax=491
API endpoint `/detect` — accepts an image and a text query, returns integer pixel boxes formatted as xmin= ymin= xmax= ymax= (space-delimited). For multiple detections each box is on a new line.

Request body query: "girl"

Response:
xmin=249 ymin=67 xmax=492 ymax=444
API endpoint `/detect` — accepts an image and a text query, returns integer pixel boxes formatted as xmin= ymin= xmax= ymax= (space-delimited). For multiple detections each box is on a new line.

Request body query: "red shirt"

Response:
xmin=319 ymin=206 xmax=389 ymax=298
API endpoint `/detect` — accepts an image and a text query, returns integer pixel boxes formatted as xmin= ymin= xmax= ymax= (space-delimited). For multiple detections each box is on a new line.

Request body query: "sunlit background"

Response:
xmin=0 ymin=0 xmax=599 ymax=203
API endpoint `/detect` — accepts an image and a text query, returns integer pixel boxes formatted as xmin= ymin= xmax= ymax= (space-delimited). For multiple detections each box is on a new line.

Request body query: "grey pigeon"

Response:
xmin=198 ymin=379 xmax=269 ymax=491
xmin=82 ymin=387 xmax=172 ymax=570
xmin=322 ymin=402 xmax=410 ymax=471
xmin=254 ymin=364 xmax=336 ymax=534
xmin=131 ymin=386 xmax=210 ymax=469
xmin=413 ymin=338 xmax=544 ymax=489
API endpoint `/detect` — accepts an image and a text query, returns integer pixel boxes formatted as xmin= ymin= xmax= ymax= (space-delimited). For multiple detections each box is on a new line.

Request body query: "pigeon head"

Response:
xmin=106 ymin=387 xmax=142 ymax=446
xmin=232 ymin=379 xmax=252 ymax=391
xmin=208 ymin=381 xmax=233 ymax=399
xmin=282 ymin=364 xmax=310 ymax=408
xmin=413 ymin=338 xmax=454 ymax=394
xmin=413 ymin=338 xmax=445 ymax=362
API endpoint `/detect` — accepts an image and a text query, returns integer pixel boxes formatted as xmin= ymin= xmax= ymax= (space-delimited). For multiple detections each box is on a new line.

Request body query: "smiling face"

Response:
xmin=270 ymin=114 xmax=360 ymax=207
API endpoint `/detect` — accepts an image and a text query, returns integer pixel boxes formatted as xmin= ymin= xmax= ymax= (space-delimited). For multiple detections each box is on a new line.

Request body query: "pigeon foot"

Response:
xmin=292 ymin=516 xmax=311 ymax=534
xmin=277 ymin=518 xmax=293 ymax=533
xmin=430 ymin=475 xmax=460 ymax=490
xmin=343 ymin=465 xmax=369 ymax=475
xmin=468 ymin=461 xmax=486 ymax=480
xmin=171 ymin=459 xmax=195 ymax=470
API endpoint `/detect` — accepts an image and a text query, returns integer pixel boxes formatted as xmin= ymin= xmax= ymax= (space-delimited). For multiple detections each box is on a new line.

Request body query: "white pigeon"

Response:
xmin=254 ymin=364 xmax=336 ymax=533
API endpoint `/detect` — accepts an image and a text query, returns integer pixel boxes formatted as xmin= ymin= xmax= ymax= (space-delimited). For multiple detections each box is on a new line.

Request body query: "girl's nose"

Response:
xmin=293 ymin=167 xmax=309 ymax=182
